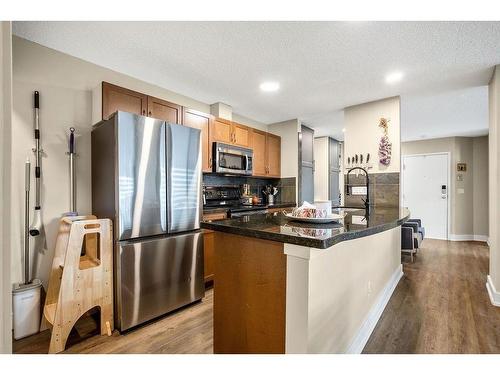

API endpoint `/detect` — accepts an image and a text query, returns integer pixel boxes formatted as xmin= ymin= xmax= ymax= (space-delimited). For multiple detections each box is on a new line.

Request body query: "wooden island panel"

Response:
xmin=213 ymin=232 xmax=286 ymax=354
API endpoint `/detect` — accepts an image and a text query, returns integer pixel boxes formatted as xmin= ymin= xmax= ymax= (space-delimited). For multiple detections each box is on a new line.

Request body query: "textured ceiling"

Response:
xmin=12 ymin=21 xmax=499 ymax=140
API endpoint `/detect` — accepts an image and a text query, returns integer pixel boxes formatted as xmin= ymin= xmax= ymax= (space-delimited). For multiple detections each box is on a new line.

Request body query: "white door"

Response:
xmin=402 ymin=154 xmax=449 ymax=240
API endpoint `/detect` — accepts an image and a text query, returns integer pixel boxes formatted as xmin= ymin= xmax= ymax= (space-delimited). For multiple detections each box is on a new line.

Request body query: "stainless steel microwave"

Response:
xmin=213 ymin=142 xmax=253 ymax=175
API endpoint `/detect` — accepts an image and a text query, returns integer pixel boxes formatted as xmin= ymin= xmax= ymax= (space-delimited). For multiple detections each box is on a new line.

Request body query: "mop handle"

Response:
xmin=69 ymin=127 xmax=76 ymax=213
xmin=33 ymin=91 xmax=41 ymax=208
xmin=24 ymin=159 xmax=30 ymax=284
xmin=69 ymin=127 xmax=75 ymax=154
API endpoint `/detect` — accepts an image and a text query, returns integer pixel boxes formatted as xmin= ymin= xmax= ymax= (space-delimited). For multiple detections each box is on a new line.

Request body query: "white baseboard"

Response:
xmin=486 ymin=275 xmax=500 ymax=307
xmin=449 ymin=234 xmax=489 ymax=243
xmin=345 ymin=264 xmax=404 ymax=354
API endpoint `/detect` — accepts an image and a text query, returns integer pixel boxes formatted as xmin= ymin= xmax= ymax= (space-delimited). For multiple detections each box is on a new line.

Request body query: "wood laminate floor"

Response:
xmin=14 ymin=288 xmax=213 ymax=354
xmin=14 ymin=240 xmax=500 ymax=354
xmin=364 ymin=239 xmax=500 ymax=354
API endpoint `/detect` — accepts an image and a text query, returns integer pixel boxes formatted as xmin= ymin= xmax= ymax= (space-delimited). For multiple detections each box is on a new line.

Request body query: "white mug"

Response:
xmin=314 ymin=200 xmax=332 ymax=215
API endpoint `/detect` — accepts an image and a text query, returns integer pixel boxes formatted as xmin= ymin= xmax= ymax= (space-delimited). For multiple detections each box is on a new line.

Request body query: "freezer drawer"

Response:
xmin=115 ymin=231 xmax=204 ymax=331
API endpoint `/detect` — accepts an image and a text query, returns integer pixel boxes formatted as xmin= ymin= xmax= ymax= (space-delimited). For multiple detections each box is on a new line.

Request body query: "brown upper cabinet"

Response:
xmin=183 ymin=108 xmax=213 ymax=173
xmin=266 ymin=133 xmax=281 ymax=177
xmin=212 ymin=119 xmax=250 ymax=148
xmin=250 ymin=129 xmax=281 ymax=177
xmin=102 ymin=82 xmax=182 ymax=124
xmin=250 ymin=129 xmax=267 ymax=176
xmin=212 ymin=118 xmax=232 ymax=144
xmin=100 ymin=82 xmax=281 ymax=177
xmin=231 ymin=122 xmax=251 ymax=148
xmin=147 ymin=96 xmax=183 ymax=124
xmin=102 ymin=82 xmax=147 ymax=119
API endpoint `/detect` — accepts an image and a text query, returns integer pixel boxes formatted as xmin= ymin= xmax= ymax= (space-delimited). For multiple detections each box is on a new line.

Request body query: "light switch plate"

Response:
xmin=457 ymin=188 xmax=465 ymax=194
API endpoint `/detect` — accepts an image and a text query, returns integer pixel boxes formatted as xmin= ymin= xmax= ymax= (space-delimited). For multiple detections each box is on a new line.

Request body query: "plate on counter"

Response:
xmin=283 ymin=212 xmax=344 ymax=223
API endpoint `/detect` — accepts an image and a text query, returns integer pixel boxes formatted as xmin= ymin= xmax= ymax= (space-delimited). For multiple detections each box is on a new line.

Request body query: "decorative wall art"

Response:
xmin=378 ymin=117 xmax=392 ymax=166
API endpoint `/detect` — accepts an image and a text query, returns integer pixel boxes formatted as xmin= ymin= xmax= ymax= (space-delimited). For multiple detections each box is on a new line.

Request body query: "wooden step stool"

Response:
xmin=43 ymin=216 xmax=113 ymax=353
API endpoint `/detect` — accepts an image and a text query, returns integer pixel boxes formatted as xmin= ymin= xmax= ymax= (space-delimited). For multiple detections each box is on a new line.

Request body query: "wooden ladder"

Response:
xmin=43 ymin=216 xmax=113 ymax=353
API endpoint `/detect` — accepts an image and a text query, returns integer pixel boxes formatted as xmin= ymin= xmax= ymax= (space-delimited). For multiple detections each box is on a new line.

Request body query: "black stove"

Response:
xmin=203 ymin=185 xmax=268 ymax=217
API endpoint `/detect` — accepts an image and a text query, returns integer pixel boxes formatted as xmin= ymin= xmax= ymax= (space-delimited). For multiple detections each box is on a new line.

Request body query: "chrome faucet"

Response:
xmin=346 ymin=167 xmax=370 ymax=213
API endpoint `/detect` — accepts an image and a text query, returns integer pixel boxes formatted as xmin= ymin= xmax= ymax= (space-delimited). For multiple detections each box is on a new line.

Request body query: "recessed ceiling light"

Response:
xmin=260 ymin=81 xmax=280 ymax=92
xmin=385 ymin=71 xmax=404 ymax=84
xmin=342 ymin=128 xmax=346 ymax=132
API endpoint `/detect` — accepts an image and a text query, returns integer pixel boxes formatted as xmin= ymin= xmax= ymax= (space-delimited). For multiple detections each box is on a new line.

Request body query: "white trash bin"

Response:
xmin=12 ymin=279 xmax=42 ymax=340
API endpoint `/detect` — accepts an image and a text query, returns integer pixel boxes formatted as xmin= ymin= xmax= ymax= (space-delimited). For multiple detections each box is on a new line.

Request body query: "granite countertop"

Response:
xmin=201 ymin=206 xmax=410 ymax=249
xmin=203 ymin=202 xmax=296 ymax=214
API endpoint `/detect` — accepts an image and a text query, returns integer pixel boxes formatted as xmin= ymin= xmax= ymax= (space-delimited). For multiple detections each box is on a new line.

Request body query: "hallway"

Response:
xmin=364 ymin=239 xmax=500 ymax=353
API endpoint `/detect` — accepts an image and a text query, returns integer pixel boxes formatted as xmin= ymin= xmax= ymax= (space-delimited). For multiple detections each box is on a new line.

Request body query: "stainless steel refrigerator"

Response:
xmin=91 ymin=111 xmax=204 ymax=331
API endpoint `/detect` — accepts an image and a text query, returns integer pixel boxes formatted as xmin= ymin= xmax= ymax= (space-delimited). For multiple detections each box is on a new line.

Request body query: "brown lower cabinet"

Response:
xmin=202 ymin=211 xmax=227 ymax=284
xmin=203 ymin=230 xmax=215 ymax=283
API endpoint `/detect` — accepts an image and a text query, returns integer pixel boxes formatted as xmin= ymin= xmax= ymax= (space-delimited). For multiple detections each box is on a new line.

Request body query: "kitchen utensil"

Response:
xmin=267 ymin=194 xmax=274 ymax=205
xmin=241 ymin=183 xmax=251 ymax=196
xmin=360 ymin=154 xmax=363 ymax=164
xmin=366 ymin=153 xmax=370 ymax=163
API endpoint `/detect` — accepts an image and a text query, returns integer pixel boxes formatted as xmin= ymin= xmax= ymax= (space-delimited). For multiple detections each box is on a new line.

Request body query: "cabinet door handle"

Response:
xmin=142 ymin=109 xmax=146 ymax=115
xmin=148 ymin=111 xmax=152 ymax=116
xmin=209 ymin=157 xmax=212 ymax=168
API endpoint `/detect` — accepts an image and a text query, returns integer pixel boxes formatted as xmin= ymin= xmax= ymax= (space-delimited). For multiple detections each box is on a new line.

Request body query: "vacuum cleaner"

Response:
xmin=29 ymin=91 xmax=42 ymax=236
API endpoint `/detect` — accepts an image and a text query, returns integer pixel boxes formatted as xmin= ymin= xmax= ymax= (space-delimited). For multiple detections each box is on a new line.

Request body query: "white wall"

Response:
xmin=268 ymin=119 xmax=300 ymax=203
xmin=473 ymin=137 xmax=489 ymax=238
xmin=402 ymin=136 xmax=489 ymax=239
xmin=344 ymin=97 xmax=401 ymax=174
xmin=285 ymin=226 xmax=402 ymax=353
xmin=489 ymin=66 xmax=500 ymax=293
xmin=313 ymin=137 xmax=329 ymax=201
xmin=11 ymin=36 xmax=267 ymax=287
xmin=0 ymin=21 xmax=13 ymax=354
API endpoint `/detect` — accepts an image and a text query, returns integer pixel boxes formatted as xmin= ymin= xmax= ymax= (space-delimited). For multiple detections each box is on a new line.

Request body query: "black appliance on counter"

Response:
xmin=203 ymin=185 xmax=268 ymax=218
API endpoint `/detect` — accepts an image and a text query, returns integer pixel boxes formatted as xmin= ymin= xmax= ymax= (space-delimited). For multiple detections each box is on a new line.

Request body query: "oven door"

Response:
xmin=214 ymin=143 xmax=252 ymax=175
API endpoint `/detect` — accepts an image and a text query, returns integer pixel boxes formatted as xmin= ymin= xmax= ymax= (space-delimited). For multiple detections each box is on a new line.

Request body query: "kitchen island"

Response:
xmin=201 ymin=207 xmax=410 ymax=354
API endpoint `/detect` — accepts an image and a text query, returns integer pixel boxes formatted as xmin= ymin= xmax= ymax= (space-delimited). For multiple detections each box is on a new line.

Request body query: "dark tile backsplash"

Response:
xmin=344 ymin=172 xmax=399 ymax=208
xmin=203 ymin=174 xmax=296 ymax=204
